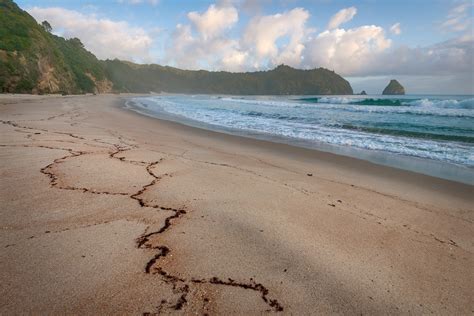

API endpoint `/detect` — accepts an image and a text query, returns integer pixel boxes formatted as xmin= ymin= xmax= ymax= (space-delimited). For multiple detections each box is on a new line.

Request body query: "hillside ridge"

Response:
xmin=0 ymin=0 xmax=353 ymax=95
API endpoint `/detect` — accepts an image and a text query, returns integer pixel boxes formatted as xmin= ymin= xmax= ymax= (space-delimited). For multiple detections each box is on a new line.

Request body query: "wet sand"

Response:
xmin=0 ymin=94 xmax=473 ymax=314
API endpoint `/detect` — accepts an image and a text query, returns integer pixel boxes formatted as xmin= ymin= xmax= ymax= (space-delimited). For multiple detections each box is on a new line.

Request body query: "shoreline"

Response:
xmin=1 ymin=94 xmax=472 ymax=314
xmin=124 ymin=95 xmax=474 ymax=185
xmin=118 ymin=97 xmax=473 ymax=202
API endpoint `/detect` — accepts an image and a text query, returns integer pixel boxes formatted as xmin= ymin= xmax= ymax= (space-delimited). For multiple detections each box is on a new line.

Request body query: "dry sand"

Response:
xmin=0 ymin=94 xmax=473 ymax=314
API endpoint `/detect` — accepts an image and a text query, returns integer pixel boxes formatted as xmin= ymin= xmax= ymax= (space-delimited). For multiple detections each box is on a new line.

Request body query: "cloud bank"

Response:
xmin=27 ymin=2 xmax=474 ymax=93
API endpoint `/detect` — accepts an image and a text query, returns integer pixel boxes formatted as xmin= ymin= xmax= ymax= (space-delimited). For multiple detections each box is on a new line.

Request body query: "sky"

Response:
xmin=16 ymin=0 xmax=474 ymax=94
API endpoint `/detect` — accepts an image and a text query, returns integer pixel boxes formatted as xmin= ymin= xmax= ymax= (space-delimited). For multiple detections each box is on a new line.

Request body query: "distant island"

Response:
xmin=0 ymin=0 xmax=352 ymax=95
xmin=382 ymin=80 xmax=405 ymax=95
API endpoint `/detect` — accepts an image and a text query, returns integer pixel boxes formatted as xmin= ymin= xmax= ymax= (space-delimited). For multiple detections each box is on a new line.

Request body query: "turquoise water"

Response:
xmin=127 ymin=94 xmax=474 ymax=184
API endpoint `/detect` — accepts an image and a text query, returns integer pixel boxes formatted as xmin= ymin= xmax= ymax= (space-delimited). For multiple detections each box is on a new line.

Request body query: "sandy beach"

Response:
xmin=0 ymin=94 xmax=472 ymax=314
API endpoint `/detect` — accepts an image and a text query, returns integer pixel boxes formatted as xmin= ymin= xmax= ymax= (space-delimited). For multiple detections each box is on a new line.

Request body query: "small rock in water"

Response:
xmin=382 ymin=79 xmax=405 ymax=95
xmin=307 ymin=173 xmax=313 ymax=176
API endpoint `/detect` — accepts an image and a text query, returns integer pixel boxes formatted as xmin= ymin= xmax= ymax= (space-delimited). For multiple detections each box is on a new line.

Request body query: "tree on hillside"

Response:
xmin=69 ymin=37 xmax=85 ymax=48
xmin=41 ymin=20 xmax=52 ymax=32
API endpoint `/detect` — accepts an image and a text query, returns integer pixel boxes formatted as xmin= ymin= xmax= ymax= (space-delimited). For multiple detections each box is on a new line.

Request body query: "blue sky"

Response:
xmin=17 ymin=0 xmax=474 ymax=94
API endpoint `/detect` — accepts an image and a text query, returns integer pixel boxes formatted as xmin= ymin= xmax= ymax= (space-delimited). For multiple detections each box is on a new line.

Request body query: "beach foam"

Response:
xmin=130 ymin=95 xmax=474 ymax=168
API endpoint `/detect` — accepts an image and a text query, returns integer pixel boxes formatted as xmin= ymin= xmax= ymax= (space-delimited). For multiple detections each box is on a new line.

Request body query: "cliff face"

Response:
xmin=0 ymin=0 xmax=110 ymax=94
xmin=1 ymin=0 xmax=353 ymax=95
xmin=382 ymin=80 xmax=405 ymax=95
xmin=0 ymin=0 xmax=75 ymax=94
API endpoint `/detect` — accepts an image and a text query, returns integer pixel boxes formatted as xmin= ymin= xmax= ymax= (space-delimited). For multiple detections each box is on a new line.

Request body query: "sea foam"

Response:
xmin=130 ymin=95 xmax=474 ymax=168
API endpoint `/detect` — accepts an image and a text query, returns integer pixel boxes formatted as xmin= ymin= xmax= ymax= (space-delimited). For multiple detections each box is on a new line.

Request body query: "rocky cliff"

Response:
xmin=382 ymin=80 xmax=405 ymax=95
xmin=0 ymin=0 xmax=111 ymax=94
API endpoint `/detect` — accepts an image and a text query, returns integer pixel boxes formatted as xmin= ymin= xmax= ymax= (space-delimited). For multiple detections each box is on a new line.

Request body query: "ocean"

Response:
xmin=126 ymin=94 xmax=474 ymax=185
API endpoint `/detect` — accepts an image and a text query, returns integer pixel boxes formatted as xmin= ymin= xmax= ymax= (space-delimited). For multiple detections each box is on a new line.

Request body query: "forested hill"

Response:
xmin=0 ymin=0 xmax=111 ymax=94
xmin=0 ymin=0 xmax=353 ymax=95
xmin=104 ymin=62 xmax=353 ymax=95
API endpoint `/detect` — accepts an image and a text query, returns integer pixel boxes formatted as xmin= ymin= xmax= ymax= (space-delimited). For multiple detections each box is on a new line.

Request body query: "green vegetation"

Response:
xmin=41 ymin=20 xmax=51 ymax=33
xmin=104 ymin=62 xmax=353 ymax=95
xmin=52 ymin=35 xmax=108 ymax=92
xmin=0 ymin=0 xmax=108 ymax=94
xmin=1 ymin=0 xmax=353 ymax=95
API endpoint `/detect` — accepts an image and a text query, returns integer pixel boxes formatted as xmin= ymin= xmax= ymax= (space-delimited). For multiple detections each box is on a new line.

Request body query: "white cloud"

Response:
xmin=441 ymin=2 xmax=473 ymax=32
xmin=390 ymin=22 xmax=401 ymax=35
xmin=242 ymin=8 xmax=310 ymax=67
xmin=304 ymin=25 xmax=391 ymax=75
xmin=221 ymin=50 xmax=249 ymax=70
xmin=188 ymin=4 xmax=238 ymax=40
xmin=327 ymin=7 xmax=357 ymax=30
xmin=167 ymin=6 xmax=311 ymax=71
xmin=166 ymin=1 xmax=472 ymax=89
xmin=28 ymin=7 xmax=153 ymax=62
xmin=363 ymin=35 xmax=474 ymax=77
xmin=165 ymin=4 xmax=245 ymax=71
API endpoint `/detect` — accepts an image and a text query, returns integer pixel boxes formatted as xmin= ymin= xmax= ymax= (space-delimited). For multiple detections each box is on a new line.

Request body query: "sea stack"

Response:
xmin=359 ymin=90 xmax=367 ymax=95
xmin=382 ymin=80 xmax=405 ymax=95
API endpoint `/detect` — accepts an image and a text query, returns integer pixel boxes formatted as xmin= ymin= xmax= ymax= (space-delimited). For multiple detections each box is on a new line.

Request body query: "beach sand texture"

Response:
xmin=1 ymin=94 xmax=473 ymax=314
